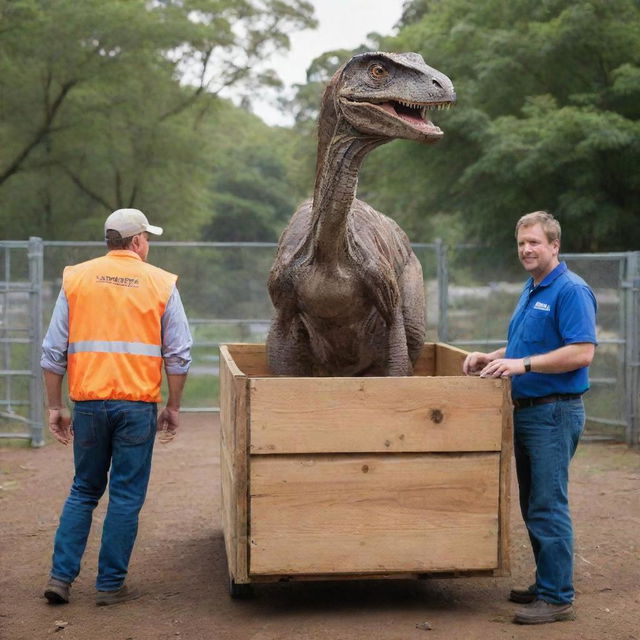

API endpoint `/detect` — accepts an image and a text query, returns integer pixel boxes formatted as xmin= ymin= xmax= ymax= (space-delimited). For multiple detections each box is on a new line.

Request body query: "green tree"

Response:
xmin=360 ymin=0 xmax=640 ymax=252
xmin=200 ymin=101 xmax=300 ymax=242
xmin=0 ymin=0 xmax=316 ymax=239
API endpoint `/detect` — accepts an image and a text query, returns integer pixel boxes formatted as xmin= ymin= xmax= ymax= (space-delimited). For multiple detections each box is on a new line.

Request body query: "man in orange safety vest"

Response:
xmin=41 ymin=209 xmax=192 ymax=606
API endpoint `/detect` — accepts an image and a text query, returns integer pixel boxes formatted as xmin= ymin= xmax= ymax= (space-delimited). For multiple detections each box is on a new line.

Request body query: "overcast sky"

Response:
xmin=243 ymin=0 xmax=406 ymax=126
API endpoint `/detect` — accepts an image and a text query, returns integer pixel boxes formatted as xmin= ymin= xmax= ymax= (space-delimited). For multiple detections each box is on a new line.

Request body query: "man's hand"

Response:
xmin=48 ymin=408 xmax=72 ymax=445
xmin=463 ymin=352 xmax=493 ymax=376
xmin=157 ymin=406 xmax=180 ymax=444
xmin=479 ymin=358 xmax=526 ymax=378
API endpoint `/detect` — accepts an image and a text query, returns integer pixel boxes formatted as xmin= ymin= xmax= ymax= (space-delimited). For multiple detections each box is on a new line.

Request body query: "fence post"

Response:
xmin=28 ymin=237 xmax=44 ymax=447
xmin=625 ymin=252 xmax=640 ymax=447
xmin=435 ymin=239 xmax=449 ymax=343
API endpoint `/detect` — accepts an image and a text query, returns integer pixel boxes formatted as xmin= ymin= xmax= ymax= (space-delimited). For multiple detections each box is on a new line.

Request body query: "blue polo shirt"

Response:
xmin=505 ymin=261 xmax=597 ymax=399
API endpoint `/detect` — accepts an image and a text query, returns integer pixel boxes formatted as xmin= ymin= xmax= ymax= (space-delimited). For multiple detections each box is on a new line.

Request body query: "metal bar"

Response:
xmin=28 ymin=237 xmax=45 ymax=447
xmin=0 ymin=411 xmax=30 ymax=424
xmin=43 ymin=240 xmax=440 ymax=250
xmin=585 ymin=416 xmax=628 ymax=427
xmin=0 ymin=433 xmax=31 ymax=439
xmin=436 ymin=239 xmax=449 ymax=343
xmin=0 ymin=370 xmax=32 ymax=376
xmin=3 ymin=248 xmax=11 ymax=411
xmin=626 ymin=252 xmax=640 ymax=447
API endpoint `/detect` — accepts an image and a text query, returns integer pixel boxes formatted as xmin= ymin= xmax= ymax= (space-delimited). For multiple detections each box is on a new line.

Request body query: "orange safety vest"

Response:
xmin=63 ymin=250 xmax=177 ymax=402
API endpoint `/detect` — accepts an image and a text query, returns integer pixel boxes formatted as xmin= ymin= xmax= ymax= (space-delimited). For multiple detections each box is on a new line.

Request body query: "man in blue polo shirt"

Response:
xmin=463 ymin=211 xmax=597 ymax=625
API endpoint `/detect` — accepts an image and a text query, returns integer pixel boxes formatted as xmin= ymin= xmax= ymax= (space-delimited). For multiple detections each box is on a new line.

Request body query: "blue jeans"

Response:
xmin=513 ymin=398 xmax=584 ymax=604
xmin=51 ymin=400 xmax=156 ymax=591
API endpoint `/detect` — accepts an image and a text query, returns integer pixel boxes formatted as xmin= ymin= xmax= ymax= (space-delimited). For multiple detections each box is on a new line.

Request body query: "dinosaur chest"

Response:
xmin=296 ymin=267 xmax=370 ymax=320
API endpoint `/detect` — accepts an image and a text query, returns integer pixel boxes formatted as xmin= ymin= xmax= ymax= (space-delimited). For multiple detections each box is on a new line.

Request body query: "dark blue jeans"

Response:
xmin=51 ymin=400 xmax=156 ymax=591
xmin=514 ymin=398 xmax=584 ymax=604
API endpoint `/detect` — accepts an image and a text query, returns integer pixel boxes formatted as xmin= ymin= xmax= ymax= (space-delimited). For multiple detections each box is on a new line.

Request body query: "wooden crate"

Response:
xmin=219 ymin=343 xmax=512 ymax=594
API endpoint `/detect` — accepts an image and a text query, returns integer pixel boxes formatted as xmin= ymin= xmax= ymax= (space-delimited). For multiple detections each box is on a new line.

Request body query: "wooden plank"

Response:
xmin=495 ymin=380 xmax=513 ymax=577
xmin=250 ymin=376 xmax=506 ymax=454
xmin=218 ymin=345 xmax=250 ymax=583
xmin=249 ymin=453 xmax=500 ymax=576
xmin=225 ymin=342 xmax=437 ymax=377
xmin=225 ymin=343 xmax=271 ymax=376
xmin=412 ymin=343 xmax=436 ymax=376
xmin=435 ymin=342 xmax=469 ymax=376
xmin=243 ymin=569 xmax=498 ymax=583
xmin=219 ymin=348 xmax=236 ymax=578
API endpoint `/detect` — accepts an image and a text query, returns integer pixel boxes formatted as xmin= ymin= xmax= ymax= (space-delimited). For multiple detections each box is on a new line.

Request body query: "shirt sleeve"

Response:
xmin=41 ymin=288 xmax=69 ymax=375
xmin=161 ymin=286 xmax=193 ymax=375
xmin=558 ymin=284 xmax=598 ymax=345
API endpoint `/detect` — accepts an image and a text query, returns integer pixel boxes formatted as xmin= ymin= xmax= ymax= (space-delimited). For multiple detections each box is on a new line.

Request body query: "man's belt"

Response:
xmin=512 ymin=393 xmax=583 ymax=410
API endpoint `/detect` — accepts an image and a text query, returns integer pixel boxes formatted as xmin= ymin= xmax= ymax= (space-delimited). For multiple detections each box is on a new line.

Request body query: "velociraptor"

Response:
xmin=267 ymin=52 xmax=455 ymax=376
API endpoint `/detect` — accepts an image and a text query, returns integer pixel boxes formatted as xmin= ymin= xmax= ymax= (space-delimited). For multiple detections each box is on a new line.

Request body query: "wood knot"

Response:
xmin=361 ymin=464 xmax=369 ymax=473
xmin=430 ymin=408 xmax=444 ymax=424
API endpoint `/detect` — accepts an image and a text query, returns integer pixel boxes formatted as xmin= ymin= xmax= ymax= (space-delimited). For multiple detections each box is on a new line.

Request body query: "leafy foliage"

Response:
xmin=359 ymin=0 xmax=640 ymax=251
xmin=0 ymin=0 xmax=315 ymax=239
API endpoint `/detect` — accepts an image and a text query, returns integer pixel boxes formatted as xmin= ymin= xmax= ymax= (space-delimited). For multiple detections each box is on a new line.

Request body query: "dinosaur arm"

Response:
xmin=399 ymin=254 xmax=427 ymax=364
xmin=385 ymin=304 xmax=412 ymax=375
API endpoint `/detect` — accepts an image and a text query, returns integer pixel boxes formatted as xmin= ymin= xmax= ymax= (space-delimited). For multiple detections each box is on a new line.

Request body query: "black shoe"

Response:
xmin=96 ymin=585 xmax=142 ymax=606
xmin=44 ymin=578 xmax=70 ymax=604
xmin=509 ymin=583 xmax=536 ymax=603
xmin=514 ymin=598 xmax=575 ymax=624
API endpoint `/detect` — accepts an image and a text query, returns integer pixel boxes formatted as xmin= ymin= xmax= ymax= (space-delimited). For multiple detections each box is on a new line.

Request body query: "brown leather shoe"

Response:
xmin=509 ymin=583 xmax=536 ymax=603
xmin=44 ymin=578 xmax=71 ymax=604
xmin=514 ymin=599 xmax=575 ymax=624
xmin=96 ymin=585 xmax=142 ymax=606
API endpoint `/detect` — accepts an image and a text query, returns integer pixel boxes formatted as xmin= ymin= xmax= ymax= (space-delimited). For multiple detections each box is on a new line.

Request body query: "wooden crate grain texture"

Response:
xmin=249 ymin=376 xmax=505 ymax=454
xmin=219 ymin=342 xmax=512 ymax=582
xmin=219 ymin=346 xmax=250 ymax=583
xmin=249 ymin=453 xmax=500 ymax=575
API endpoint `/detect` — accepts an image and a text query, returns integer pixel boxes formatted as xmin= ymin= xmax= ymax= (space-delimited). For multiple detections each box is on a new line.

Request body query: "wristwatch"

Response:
xmin=523 ymin=356 xmax=532 ymax=373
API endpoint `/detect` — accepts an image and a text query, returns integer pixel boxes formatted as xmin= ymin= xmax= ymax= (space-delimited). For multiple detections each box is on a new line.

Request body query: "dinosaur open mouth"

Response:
xmin=378 ymin=100 xmax=453 ymax=132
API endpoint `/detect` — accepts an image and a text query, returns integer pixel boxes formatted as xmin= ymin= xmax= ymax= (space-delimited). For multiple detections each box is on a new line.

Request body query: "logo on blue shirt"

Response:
xmin=533 ymin=301 xmax=551 ymax=311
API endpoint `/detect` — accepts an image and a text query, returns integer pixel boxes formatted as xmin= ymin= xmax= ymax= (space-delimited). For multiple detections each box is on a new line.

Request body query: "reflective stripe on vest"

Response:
xmin=63 ymin=251 xmax=177 ymax=402
xmin=68 ymin=340 xmax=162 ymax=357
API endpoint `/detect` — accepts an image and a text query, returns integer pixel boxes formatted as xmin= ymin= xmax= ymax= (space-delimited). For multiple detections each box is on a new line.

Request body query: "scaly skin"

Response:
xmin=267 ymin=52 xmax=455 ymax=376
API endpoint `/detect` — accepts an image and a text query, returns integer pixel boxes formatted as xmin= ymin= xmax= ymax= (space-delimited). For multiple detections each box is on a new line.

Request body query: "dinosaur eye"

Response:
xmin=369 ymin=63 xmax=388 ymax=80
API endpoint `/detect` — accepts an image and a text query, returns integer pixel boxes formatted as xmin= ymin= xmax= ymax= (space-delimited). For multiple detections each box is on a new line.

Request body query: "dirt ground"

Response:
xmin=1 ymin=414 xmax=638 ymax=640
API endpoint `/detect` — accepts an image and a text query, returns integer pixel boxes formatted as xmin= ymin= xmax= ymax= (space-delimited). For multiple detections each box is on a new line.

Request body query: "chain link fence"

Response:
xmin=1 ymin=239 xmax=638 ymax=447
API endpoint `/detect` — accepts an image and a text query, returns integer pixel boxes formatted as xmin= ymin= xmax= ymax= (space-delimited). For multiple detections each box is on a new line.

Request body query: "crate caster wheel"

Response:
xmin=229 ymin=576 xmax=253 ymax=599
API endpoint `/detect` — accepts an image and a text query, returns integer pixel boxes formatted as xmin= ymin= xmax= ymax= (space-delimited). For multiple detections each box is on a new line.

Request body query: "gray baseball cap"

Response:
xmin=104 ymin=208 xmax=163 ymax=237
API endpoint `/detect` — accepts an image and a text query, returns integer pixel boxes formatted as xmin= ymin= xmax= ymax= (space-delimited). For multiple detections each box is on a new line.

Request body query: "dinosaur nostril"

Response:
xmin=432 ymin=78 xmax=443 ymax=89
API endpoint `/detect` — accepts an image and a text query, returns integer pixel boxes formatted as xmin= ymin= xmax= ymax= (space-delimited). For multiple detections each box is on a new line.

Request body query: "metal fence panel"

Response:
xmin=1 ymin=239 xmax=637 ymax=447
xmin=443 ymin=247 xmax=637 ymax=443
xmin=0 ymin=239 xmax=43 ymax=445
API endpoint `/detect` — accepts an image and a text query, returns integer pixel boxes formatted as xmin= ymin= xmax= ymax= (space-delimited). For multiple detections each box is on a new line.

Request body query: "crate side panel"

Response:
xmin=249 ymin=453 xmax=500 ymax=575
xmin=250 ymin=377 xmax=505 ymax=454
xmin=435 ymin=343 xmax=470 ymax=376
xmin=219 ymin=347 xmax=250 ymax=583
xmin=413 ymin=343 xmax=436 ymax=376
xmin=226 ymin=343 xmax=271 ymax=376
xmin=496 ymin=380 xmax=513 ymax=576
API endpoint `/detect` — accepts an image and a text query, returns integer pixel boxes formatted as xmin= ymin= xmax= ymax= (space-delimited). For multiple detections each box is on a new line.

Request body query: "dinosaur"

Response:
xmin=267 ymin=52 xmax=455 ymax=376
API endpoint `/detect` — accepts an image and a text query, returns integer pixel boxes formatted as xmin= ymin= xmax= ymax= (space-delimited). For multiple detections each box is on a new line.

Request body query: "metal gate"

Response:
xmin=0 ymin=238 xmax=44 ymax=446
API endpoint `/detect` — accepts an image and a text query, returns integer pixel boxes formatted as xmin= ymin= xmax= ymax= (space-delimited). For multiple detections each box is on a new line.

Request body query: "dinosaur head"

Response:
xmin=333 ymin=52 xmax=455 ymax=143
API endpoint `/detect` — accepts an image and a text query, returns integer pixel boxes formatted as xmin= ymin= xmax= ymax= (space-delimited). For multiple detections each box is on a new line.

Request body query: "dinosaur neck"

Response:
xmin=310 ymin=118 xmax=385 ymax=261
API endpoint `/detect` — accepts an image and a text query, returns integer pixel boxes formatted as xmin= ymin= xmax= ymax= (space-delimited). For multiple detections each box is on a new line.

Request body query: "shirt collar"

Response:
xmin=107 ymin=250 xmax=142 ymax=261
xmin=526 ymin=261 xmax=567 ymax=292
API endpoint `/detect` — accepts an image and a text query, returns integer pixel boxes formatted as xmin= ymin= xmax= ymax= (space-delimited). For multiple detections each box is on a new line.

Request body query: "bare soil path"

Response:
xmin=1 ymin=415 xmax=638 ymax=640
